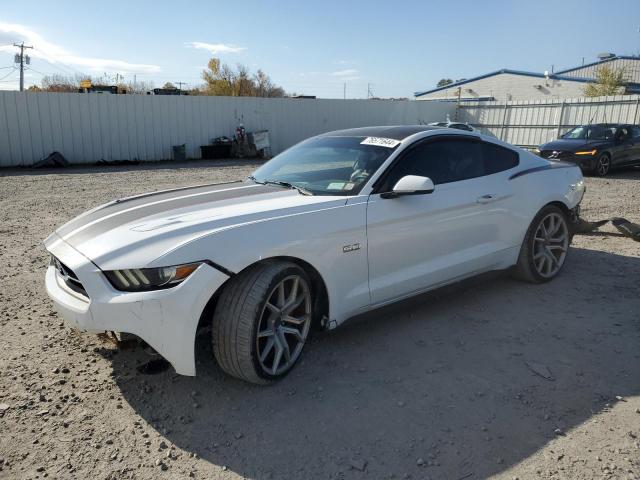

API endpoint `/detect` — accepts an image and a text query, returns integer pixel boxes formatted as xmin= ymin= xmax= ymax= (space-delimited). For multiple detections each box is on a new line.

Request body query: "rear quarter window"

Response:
xmin=483 ymin=142 xmax=519 ymax=174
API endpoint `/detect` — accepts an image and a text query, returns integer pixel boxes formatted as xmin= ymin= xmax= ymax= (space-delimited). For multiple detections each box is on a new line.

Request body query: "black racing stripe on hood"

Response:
xmin=58 ymin=182 xmax=281 ymax=245
xmin=57 ymin=180 xmax=247 ymax=238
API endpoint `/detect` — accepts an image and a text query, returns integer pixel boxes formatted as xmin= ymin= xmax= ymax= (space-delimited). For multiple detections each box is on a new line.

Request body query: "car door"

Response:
xmin=611 ymin=126 xmax=632 ymax=166
xmin=366 ymin=136 xmax=517 ymax=305
xmin=627 ymin=126 xmax=640 ymax=164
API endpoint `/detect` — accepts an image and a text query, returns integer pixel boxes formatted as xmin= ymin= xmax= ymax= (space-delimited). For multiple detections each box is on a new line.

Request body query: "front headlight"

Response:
xmin=104 ymin=263 xmax=201 ymax=292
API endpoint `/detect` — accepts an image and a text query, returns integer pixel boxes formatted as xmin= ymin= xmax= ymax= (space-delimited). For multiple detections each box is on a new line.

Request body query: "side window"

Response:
xmin=379 ymin=139 xmax=483 ymax=191
xmin=631 ymin=126 xmax=640 ymax=139
xmin=616 ymin=127 xmax=630 ymax=140
xmin=482 ymin=142 xmax=519 ymax=174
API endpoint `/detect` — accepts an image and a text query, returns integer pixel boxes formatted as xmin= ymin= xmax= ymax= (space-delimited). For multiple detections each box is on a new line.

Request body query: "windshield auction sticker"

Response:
xmin=361 ymin=137 xmax=401 ymax=148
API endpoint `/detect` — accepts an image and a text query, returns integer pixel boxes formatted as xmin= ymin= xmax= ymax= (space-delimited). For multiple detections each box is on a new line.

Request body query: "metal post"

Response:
xmin=499 ymin=102 xmax=509 ymax=141
xmin=556 ymin=101 xmax=565 ymax=138
xmin=13 ymin=42 xmax=33 ymax=92
xmin=633 ymin=96 xmax=640 ymax=125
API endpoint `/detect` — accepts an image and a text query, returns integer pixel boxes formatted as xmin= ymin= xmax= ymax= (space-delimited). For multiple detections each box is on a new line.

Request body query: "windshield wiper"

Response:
xmin=249 ymin=176 xmax=313 ymax=196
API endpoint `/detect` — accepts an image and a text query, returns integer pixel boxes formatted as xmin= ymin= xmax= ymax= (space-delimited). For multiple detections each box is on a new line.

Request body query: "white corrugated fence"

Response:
xmin=0 ymin=92 xmax=454 ymax=167
xmin=456 ymin=94 xmax=640 ymax=148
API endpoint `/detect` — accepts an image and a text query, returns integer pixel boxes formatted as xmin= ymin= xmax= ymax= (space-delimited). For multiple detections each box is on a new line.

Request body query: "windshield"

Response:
xmin=250 ymin=136 xmax=399 ymax=195
xmin=562 ymin=125 xmax=615 ymax=140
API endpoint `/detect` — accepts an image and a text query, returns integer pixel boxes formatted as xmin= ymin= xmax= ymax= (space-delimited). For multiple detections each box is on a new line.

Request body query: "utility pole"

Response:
xmin=343 ymin=81 xmax=346 ymax=100
xmin=13 ymin=42 xmax=33 ymax=92
xmin=367 ymin=83 xmax=374 ymax=99
xmin=175 ymin=81 xmax=187 ymax=93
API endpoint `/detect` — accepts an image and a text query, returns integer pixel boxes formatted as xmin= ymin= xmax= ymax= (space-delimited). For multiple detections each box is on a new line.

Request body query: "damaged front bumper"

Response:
xmin=44 ymin=235 xmax=229 ymax=376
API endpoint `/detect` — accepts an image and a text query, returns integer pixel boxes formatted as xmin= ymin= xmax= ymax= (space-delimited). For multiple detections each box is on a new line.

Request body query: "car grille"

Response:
xmin=51 ymin=256 xmax=89 ymax=299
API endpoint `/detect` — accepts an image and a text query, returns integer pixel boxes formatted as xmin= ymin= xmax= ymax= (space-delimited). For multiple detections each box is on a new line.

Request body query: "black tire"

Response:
xmin=512 ymin=205 xmax=570 ymax=284
xmin=592 ymin=152 xmax=611 ymax=177
xmin=212 ymin=261 xmax=312 ymax=384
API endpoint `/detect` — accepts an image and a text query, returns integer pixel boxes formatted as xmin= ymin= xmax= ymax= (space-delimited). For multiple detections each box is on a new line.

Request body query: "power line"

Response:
xmin=0 ymin=67 xmax=17 ymax=83
xmin=24 ymin=66 xmax=46 ymax=76
xmin=31 ymin=48 xmax=85 ymax=77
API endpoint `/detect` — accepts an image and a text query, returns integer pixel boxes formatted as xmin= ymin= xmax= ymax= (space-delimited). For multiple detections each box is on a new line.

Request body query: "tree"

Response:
xmin=437 ymin=78 xmax=453 ymax=87
xmin=162 ymin=82 xmax=176 ymax=89
xmin=127 ymin=80 xmax=154 ymax=94
xmin=186 ymin=86 xmax=206 ymax=96
xmin=584 ymin=66 xmax=627 ymax=97
xmin=201 ymin=57 xmax=286 ymax=97
xmin=254 ymin=69 xmax=285 ymax=97
xmin=41 ymin=74 xmax=79 ymax=92
xmin=202 ymin=58 xmax=235 ymax=96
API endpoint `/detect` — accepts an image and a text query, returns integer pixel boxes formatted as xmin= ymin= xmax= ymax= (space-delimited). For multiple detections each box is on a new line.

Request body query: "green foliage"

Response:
xmin=437 ymin=78 xmax=453 ymax=87
xmin=584 ymin=65 xmax=627 ymax=97
xmin=201 ymin=58 xmax=285 ymax=97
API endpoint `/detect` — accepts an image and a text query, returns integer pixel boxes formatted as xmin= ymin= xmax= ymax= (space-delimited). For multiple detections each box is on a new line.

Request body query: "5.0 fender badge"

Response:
xmin=342 ymin=243 xmax=361 ymax=253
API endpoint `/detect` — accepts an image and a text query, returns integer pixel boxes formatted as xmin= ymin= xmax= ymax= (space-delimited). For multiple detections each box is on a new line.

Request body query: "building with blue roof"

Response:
xmin=415 ymin=54 xmax=640 ymax=102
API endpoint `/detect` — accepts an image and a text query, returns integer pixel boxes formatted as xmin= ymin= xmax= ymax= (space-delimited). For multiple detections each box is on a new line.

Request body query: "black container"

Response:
xmin=200 ymin=144 xmax=232 ymax=159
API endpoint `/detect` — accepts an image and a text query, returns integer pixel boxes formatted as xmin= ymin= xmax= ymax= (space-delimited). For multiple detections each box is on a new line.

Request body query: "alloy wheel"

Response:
xmin=256 ymin=274 xmax=312 ymax=376
xmin=596 ymin=155 xmax=610 ymax=176
xmin=532 ymin=212 xmax=569 ymax=278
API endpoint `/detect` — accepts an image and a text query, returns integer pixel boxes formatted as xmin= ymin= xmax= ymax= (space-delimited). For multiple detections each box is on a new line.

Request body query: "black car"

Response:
xmin=537 ymin=123 xmax=640 ymax=176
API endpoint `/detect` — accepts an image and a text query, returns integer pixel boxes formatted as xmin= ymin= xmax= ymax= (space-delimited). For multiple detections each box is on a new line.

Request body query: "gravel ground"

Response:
xmin=0 ymin=161 xmax=639 ymax=480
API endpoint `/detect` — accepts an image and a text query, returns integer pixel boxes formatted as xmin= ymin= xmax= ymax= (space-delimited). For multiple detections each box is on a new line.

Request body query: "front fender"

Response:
xmin=150 ymin=200 xmax=371 ymax=325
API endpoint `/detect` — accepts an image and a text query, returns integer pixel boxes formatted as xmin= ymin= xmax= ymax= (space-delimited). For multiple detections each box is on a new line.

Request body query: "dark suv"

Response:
xmin=537 ymin=123 xmax=640 ymax=176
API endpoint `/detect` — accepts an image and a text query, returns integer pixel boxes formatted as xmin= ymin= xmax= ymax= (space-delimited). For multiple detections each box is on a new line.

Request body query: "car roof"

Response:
xmin=319 ymin=125 xmax=440 ymax=141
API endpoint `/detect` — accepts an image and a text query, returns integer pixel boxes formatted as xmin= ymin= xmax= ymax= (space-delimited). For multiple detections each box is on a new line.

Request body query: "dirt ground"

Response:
xmin=0 ymin=160 xmax=639 ymax=480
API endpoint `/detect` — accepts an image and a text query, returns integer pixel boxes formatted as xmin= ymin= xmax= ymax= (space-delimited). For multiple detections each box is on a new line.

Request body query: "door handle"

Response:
xmin=477 ymin=194 xmax=496 ymax=204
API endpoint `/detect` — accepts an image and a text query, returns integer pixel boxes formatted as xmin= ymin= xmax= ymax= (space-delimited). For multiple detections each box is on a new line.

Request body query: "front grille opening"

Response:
xmin=540 ymin=150 xmax=570 ymax=160
xmin=51 ymin=256 xmax=89 ymax=299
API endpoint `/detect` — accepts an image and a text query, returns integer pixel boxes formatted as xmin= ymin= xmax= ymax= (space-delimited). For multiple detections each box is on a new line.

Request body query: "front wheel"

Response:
xmin=212 ymin=261 xmax=313 ymax=384
xmin=513 ymin=205 xmax=570 ymax=283
xmin=593 ymin=153 xmax=611 ymax=177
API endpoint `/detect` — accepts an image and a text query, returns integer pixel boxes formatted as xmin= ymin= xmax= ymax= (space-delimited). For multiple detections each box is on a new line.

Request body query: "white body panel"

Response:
xmin=367 ymin=170 xmax=519 ymax=304
xmin=44 ymin=128 xmax=585 ymax=376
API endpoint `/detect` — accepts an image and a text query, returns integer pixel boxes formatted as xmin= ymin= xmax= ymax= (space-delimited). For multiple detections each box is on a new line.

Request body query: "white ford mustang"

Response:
xmin=45 ymin=126 xmax=585 ymax=384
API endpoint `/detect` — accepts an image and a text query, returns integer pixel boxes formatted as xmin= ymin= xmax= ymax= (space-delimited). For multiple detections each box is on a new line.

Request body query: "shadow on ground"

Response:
xmin=591 ymin=165 xmax=640 ymax=180
xmin=105 ymin=247 xmax=640 ymax=479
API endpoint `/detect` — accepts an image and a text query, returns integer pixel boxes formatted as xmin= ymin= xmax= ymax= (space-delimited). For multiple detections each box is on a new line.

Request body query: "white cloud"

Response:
xmin=0 ymin=22 xmax=160 ymax=74
xmin=331 ymin=69 xmax=359 ymax=77
xmin=186 ymin=42 xmax=246 ymax=55
xmin=0 ymin=81 xmax=18 ymax=91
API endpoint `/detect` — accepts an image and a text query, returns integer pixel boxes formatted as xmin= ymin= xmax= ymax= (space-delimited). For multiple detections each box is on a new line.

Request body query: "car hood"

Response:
xmin=540 ymin=138 xmax=608 ymax=152
xmin=44 ymin=181 xmax=347 ymax=270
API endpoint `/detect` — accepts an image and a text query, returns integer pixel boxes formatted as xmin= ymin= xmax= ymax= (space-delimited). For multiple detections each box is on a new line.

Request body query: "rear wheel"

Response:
xmin=513 ymin=205 xmax=570 ymax=283
xmin=212 ymin=261 xmax=313 ymax=384
xmin=593 ymin=153 xmax=611 ymax=177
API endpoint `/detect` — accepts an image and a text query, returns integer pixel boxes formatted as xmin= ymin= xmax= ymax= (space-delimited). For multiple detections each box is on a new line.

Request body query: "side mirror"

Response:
xmin=381 ymin=175 xmax=435 ymax=199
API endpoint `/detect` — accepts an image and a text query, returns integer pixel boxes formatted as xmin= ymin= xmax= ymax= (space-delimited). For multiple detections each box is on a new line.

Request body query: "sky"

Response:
xmin=0 ymin=0 xmax=639 ymax=98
